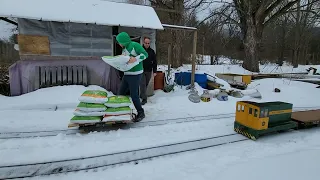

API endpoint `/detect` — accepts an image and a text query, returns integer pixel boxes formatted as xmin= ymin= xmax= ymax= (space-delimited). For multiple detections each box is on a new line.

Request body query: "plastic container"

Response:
xmin=217 ymin=89 xmax=229 ymax=101
xmin=175 ymin=72 xmax=191 ymax=85
xmin=195 ymin=74 xmax=207 ymax=84
xmin=200 ymin=90 xmax=211 ymax=102
xmin=175 ymin=72 xmax=208 ymax=87
xmin=154 ymin=71 xmax=164 ymax=90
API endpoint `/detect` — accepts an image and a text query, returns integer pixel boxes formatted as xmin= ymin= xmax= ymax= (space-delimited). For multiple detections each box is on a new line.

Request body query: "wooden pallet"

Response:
xmin=291 ymin=109 xmax=320 ymax=128
xmin=69 ymin=120 xmax=133 ymax=133
xmin=35 ymin=65 xmax=88 ymax=90
xmin=68 ymin=120 xmax=133 ymax=128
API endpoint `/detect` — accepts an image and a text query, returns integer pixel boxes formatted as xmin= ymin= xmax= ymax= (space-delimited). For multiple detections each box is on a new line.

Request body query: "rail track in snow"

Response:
xmin=0 ymin=133 xmax=247 ymax=179
xmin=1 ymin=106 xmax=319 ymax=140
xmin=0 ymin=113 xmax=235 ymax=139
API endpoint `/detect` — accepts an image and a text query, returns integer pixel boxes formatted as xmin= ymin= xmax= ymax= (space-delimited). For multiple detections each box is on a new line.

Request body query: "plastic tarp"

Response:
xmin=9 ymin=59 xmax=121 ymax=96
xmin=18 ymin=18 xmax=113 ymax=57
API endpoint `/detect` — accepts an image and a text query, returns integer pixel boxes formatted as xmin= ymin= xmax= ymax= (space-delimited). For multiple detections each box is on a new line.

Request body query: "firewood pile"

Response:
xmin=0 ymin=63 xmax=10 ymax=96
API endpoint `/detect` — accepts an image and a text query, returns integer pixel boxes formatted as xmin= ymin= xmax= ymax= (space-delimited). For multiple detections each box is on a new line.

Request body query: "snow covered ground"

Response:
xmin=0 ymin=63 xmax=320 ymax=179
xmin=27 ymin=128 xmax=320 ymax=180
xmin=0 ymin=78 xmax=319 ymax=132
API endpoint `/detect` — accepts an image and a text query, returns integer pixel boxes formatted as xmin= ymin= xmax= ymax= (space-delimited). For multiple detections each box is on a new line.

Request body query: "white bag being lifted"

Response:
xmin=101 ymin=55 xmax=139 ymax=72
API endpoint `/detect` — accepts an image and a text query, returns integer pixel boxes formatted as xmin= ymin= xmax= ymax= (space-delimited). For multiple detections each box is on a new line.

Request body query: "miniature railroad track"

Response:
xmin=0 ymin=113 xmax=235 ymax=139
xmin=1 ymin=106 xmax=319 ymax=140
xmin=0 ymin=133 xmax=247 ymax=179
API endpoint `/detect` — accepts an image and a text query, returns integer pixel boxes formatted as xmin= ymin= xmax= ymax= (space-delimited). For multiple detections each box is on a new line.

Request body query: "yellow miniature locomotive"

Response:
xmin=234 ymin=101 xmax=298 ymax=140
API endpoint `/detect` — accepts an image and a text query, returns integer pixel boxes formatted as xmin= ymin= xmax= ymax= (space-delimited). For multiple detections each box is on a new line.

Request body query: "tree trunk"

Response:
xmin=210 ymin=55 xmax=214 ymax=65
xmin=170 ymin=0 xmax=184 ymax=68
xmin=293 ymin=0 xmax=301 ymax=68
xmin=278 ymin=23 xmax=286 ymax=66
xmin=242 ymin=22 xmax=262 ymax=73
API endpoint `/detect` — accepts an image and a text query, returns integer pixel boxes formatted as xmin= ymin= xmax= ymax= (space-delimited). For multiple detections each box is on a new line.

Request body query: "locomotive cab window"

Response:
xmin=254 ymin=109 xmax=258 ymax=117
xmin=260 ymin=110 xmax=264 ymax=118
xmin=242 ymin=105 xmax=245 ymax=112
xmin=265 ymin=109 xmax=269 ymax=117
xmin=249 ymin=108 xmax=252 ymax=114
xmin=237 ymin=104 xmax=241 ymax=111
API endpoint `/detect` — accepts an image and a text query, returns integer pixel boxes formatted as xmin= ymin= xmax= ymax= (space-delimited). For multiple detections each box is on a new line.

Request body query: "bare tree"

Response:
xmin=207 ymin=0 xmax=319 ymax=72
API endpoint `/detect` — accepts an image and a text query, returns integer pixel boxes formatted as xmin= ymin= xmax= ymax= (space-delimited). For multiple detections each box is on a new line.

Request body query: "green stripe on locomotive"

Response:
xmin=259 ymin=101 xmax=293 ymax=127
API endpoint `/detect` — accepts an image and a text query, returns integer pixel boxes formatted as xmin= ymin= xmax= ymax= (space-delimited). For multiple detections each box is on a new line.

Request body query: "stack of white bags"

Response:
xmin=102 ymin=96 xmax=133 ymax=122
xmin=70 ymin=90 xmax=134 ymax=124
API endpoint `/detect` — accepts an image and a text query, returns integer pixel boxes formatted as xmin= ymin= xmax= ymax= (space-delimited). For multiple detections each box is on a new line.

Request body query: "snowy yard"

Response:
xmin=30 ymin=128 xmax=320 ymax=180
xmin=0 ymin=64 xmax=320 ymax=180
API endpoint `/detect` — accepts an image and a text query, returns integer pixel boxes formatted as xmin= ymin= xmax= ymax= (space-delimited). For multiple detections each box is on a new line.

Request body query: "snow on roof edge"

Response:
xmin=1 ymin=14 xmax=164 ymax=30
xmin=162 ymin=24 xmax=197 ymax=30
xmin=0 ymin=0 xmax=164 ymax=30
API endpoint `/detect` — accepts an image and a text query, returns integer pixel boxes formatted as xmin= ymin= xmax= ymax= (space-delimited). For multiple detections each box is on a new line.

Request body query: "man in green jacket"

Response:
xmin=116 ymin=32 xmax=148 ymax=122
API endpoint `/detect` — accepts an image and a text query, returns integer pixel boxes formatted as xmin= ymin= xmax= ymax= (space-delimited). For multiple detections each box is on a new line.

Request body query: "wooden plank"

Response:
xmin=62 ymin=66 xmax=68 ymax=85
xmin=83 ymin=66 xmax=88 ymax=86
xmin=34 ymin=66 xmax=40 ymax=89
xmin=17 ymin=34 xmax=50 ymax=55
xmin=45 ymin=66 xmax=51 ymax=87
xmin=73 ymin=66 xmax=78 ymax=85
xmin=68 ymin=66 xmax=73 ymax=85
xmin=78 ymin=66 xmax=83 ymax=85
xmin=57 ymin=66 xmax=62 ymax=85
xmin=40 ymin=66 xmax=46 ymax=88
xmin=51 ymin=66 xmax=57 ymax=86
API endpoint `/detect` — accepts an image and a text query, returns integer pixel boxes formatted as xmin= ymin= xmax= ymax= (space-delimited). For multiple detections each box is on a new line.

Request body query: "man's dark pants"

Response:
xmin=118 ymin=74 xmax=144 ymax=113
xmin=140 ymin=72 xmax=152 ymax=100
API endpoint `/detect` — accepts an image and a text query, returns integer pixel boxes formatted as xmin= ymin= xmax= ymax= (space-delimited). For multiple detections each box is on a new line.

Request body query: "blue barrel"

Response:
xmin=175 ymin=72 xmax=191 ymax=85
xmin=175 ymin=72 xmax=208 ymax=88
xmin=195 ymin=74 xmax=207 ymax=88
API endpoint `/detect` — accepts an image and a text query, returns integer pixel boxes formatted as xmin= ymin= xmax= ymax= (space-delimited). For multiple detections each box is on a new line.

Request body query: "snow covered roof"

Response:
xmin=0 ymin=0 xmax=164 ymax=30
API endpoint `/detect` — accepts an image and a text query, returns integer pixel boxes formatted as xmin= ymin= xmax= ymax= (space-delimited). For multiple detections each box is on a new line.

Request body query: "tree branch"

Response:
xmin=264 ymin=0 xmax=299 ymax=25
xmin=260 ymin=0 xmax=293 ymax=23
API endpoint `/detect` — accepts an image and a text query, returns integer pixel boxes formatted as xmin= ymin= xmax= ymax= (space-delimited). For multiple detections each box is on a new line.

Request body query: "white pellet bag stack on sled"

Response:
xmin=70 ymin=90 xmax=108 ymax=125
xmin=68 ymin=90 xmax=135 ymax=128
xmin=102 ymin=95 xmax=134 ymax=123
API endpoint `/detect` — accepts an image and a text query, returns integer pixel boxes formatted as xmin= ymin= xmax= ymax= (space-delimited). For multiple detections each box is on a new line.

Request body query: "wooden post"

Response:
xmin=191 ymin=30 xmax=197 ymax=87
xmin=168 ymin=44 xmax=172 ymax=74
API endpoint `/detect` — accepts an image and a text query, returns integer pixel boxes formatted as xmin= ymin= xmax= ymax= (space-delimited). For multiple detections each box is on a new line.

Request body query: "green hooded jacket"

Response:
xmin=116 ymin=32 xmax=148 ymax=75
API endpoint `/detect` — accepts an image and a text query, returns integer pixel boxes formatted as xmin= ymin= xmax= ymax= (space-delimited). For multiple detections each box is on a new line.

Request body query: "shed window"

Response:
xmin=237 ymin=104 xmax=241 ymax=111
xmin=254 ymin=109 xmax=258 ymax=117
xmin=249 ymin=108 xmax=252 ymax=114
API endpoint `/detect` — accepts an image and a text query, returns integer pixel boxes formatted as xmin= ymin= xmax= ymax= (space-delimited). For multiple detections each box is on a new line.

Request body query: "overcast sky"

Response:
xmin=0 ymin=21 xmax=15 ymax=40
